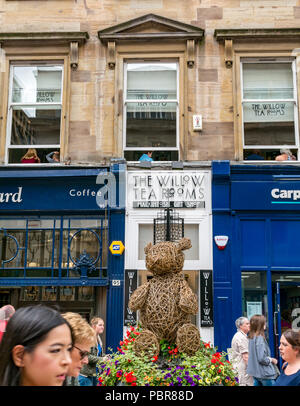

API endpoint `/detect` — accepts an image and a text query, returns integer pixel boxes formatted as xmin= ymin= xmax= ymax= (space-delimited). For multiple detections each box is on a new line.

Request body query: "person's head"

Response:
xmin=279 ymin=329 xmax=300 ymax=362
xmin=62 ymin=312 xmax=96 ymax=378
xmin=90 ymin=317 xmax=105 ymax=335
xmin=0 ymin=305 xmax=73 ymax=386
xmin=53 ymin=151 xmax=60 ymax=162
xmin=22 ymin=148 xmax=38 ymax=160
xmin=235 ymin=317 xmax=250 ymax=334
xmin=248 ymin=314 xmax=266 ymax=339
xmin=0 ymin=305 xmax=15 ymax=321
xmin=280 ymin=148 xmax=292 ymax=156
xmin=147 ymin=151 xmax=153 ymax=158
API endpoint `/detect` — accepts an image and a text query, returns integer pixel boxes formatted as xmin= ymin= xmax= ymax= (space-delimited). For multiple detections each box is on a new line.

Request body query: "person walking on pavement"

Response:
xmin=78 ymin=317 xmax=105 ymax=386
xmin=231 ymin=317 xmax=253 ymax=386
xmin=0 ymin=305 xmax=73 ymax=386
xmin=62 ymin=312 xmax=96 ymax=386
xmin=274 ymin=329 xmax=300 ymax=386
xmin=0 ymin=305 xmax=15 ymax=343
xmin=246 ymin=314 xmax=278 ymax=386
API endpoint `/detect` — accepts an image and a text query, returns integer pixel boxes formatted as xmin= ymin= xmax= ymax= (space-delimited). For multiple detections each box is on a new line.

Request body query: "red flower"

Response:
xmin=151 ymin=355 xmax=158 ymax=362
xmin=125 ymin=372 xmax=137 ymax=384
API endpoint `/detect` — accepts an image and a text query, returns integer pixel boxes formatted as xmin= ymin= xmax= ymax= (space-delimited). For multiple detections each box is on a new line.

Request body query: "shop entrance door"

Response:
xmin=274 ymin=280 xmax=300 ymax=368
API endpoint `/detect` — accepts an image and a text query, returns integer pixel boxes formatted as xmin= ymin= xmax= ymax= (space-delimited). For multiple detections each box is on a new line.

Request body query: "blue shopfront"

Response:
xmin=212 ymin=161 xmax=300 ymax=360
xmin=0 ymin=164 xmax=125 ymax=352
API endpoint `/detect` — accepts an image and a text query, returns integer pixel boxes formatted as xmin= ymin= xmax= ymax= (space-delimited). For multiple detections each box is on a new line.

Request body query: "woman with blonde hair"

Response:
xmin=62 ymin=312 xmax=96 ymax=386
xmin=78 ymin=316 xmax=105 ymax=386
xmin=21 ymin=148 xmax=40 ymax=163
xmin=246 ymin=314 xmax=278 ymax=386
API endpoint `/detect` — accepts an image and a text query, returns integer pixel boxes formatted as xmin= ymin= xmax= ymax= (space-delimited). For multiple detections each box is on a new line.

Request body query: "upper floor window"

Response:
xmin=123 ymin=61 xmax=179 ymax=162
xmin=242 ymin=59 xmax=299 ymax=161
xmin=6 ymin=62 xmax=63 ymax=164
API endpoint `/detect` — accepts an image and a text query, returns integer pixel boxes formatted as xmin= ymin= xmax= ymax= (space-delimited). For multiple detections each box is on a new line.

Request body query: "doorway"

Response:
xmin=272 ymin=274 xmax=300 ymax=367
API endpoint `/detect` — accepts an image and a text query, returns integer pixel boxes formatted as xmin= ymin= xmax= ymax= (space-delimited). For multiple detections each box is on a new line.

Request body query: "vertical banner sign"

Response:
xmin=124 ymin=270 xmax=137 ymax=326
xmin=200 ymin=270 xmax=214 ymax=327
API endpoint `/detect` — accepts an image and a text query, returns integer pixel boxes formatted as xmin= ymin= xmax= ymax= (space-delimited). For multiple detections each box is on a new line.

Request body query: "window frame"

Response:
xmin=240 ymin=57 xmax=299 ymax=160
xmin=123 ymin=59 xmax=180 ymax=157
xmin=5 ymin=59 xmax=66 ymax=165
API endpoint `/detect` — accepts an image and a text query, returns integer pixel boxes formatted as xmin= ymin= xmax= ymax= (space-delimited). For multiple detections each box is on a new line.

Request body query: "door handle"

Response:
xmin=274 ymin=311 xmax=278 ymax=336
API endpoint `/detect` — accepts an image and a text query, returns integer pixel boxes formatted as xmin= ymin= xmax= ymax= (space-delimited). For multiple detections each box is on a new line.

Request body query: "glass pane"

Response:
xmin=243 ymin=63 xmax=294 ymax=99
xmin=26 ymin=230 xmax=54 ymax=268
xmin=127 ymin=63 xmax=177 ymax=100
xmin=243 ymin=101 xmax=295 ymax=146
xmin=242 ymin=272 xmax=268 ymax=334
xmin=8 ymin=148 xmax=61 ymax=164
xmin=244 ymin=149 xmax=298 ymax=161
xmin=11 ymin=106 xmax=61 ymax=146
xmin=126 ymin=102 xmax=176 ymax=148
xmin=78 ymin=286 xmax=94 ymax=301
xmin=12 ymin=66 xmax=63 ymax=103
xmin=184 ymin=224 xmax=199 ymax=260
xmin=1 ymin=230 xmax=25 ymax=269
xmin=124 ymin=150 xmax=178 ymax=161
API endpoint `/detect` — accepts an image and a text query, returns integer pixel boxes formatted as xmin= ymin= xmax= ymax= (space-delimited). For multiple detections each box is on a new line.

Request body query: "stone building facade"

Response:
xmin=1 ymin=0 xmax=300 ymax=164
xmin=1 ymin=1 xmax=300 ymax=353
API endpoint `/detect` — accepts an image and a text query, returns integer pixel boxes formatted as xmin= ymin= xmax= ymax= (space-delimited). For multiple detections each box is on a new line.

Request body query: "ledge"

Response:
xmin=214 ymin=28 xmax=300 ymax=42
xmin=0 ymin=31 xmax=89 ymax=45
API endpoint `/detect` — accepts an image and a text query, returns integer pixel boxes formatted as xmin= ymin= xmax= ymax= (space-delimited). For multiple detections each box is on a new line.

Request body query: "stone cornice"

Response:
xmin=214 ymin=28 xmax=300 ymax=41
xmin=0 ymin=31 xmax=89 ymax=45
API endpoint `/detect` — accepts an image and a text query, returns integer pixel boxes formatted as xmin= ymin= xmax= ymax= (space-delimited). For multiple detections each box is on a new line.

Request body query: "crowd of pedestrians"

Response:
xmin=1 ymin=303 xmax=300 ymax=386
xmin=231 ymin=314 xmax=300 ymax=386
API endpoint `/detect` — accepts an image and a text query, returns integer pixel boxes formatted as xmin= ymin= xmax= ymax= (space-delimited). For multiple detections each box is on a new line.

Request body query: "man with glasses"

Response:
xmin=62 ymin=312 xmax=96 ymax=386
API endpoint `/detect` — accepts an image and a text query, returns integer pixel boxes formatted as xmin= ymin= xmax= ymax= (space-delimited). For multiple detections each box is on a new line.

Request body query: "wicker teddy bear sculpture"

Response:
xmin=128 ymin=237 xmax=201 ymax=357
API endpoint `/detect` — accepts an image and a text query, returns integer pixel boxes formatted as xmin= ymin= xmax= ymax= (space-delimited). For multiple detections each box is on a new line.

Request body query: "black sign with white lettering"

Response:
xmin=124 ymin=269 xmax=138 ymax=326
xmin=200 ymin=270 xmax=214 ymax=327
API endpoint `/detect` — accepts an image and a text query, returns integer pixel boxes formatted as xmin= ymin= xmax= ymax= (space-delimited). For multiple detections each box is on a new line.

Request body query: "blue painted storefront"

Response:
xmin=0 ymin=164 xmax=126 ymax=352
xmin=212 ymin=161 xmax=300 ymax=355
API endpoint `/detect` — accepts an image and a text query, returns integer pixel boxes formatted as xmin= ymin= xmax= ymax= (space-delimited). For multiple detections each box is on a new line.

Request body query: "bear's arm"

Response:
xmin=128 ymin=283 xmax=150 ymax=311
xmin=179 ymin=280 xmax=198 ymax=314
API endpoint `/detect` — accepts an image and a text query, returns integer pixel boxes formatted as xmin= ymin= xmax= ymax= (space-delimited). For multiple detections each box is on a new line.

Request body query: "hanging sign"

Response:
xmin=200 ymin=270 xmax=214 ymax=327
xmin=124 ymin=270 xmax=137 ymax=326
xmin=214 ymin=235 xmax=229 ymax=250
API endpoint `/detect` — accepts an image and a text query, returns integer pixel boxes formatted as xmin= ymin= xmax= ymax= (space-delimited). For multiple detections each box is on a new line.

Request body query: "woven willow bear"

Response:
xmin=128 ymin=237 xmax=201 ymax=357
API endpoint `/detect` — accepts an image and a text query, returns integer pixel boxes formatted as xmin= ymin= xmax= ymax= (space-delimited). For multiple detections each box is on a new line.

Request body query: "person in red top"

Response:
xmin=0 ymin=305 xmax=15 ymax=343
xmin=21 ymin=149 xmax=41 ymax=163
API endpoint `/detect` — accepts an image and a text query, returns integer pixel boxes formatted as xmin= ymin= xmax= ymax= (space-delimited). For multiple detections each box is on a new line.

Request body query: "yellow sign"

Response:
xmin=109 ymin=241 xmax=125 ymax=255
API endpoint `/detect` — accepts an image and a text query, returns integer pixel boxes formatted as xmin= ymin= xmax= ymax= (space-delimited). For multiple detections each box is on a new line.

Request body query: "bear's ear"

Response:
xmin=177 ymin=237 xmax=192 ymax=251
xmin=144 ymin=242 xmax=153 ymax=254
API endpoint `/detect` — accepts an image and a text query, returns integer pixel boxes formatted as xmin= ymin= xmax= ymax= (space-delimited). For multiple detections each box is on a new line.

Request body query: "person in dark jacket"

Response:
xmin=246 ymin=314 xmax=278 ymax=386
xmin=78 ymin=317 xmax=105 ymax=386
xmin=275 ymin=329 xmax=300 ymax=386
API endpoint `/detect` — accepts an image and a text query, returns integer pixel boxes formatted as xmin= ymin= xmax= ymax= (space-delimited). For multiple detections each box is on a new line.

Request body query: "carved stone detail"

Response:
xmin=108 ymin=41 xmax=116 ymax=70
xmin=70 ymin=41 xmax=79 ymax=71
xmin=224 ymin=39 xmax=233 ymax=69
xmin=187 ymin=39 xmax=195 ymax=68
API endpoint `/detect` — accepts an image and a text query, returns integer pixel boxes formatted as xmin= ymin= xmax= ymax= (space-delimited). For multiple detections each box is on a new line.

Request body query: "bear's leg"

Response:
xmin=176 ymin=324 xmax=201 ymax=355
xmin=132 ymin=329 xmax=160 ymax=357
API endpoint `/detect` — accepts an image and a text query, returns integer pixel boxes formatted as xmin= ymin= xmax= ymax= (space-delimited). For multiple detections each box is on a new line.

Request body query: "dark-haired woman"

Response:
xmin=0 ymin=305 xmax=73 ymax=386
xmin=246 ymin=314 xmax=278 ymax=386
xmin=275 ymin=329 xmax=300 ymax=386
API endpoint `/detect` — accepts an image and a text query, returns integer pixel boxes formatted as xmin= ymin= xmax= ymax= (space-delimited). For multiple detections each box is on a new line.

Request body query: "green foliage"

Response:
xmin=97 ymin=326 xmax=239 ymax=387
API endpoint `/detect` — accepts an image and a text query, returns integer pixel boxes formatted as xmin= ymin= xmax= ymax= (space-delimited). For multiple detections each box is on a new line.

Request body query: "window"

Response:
xmin=123 ymin=61 xmax=179 ymax=161
xmin=6 ymin=63 xmax=64 ymax=164
xmin=241 ymin=59 xmax=299 ymax=161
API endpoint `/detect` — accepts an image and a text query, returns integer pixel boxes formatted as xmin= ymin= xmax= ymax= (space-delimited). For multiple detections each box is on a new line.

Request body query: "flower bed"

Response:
xmin=97 ymin=326 xmax=239 ymax=387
